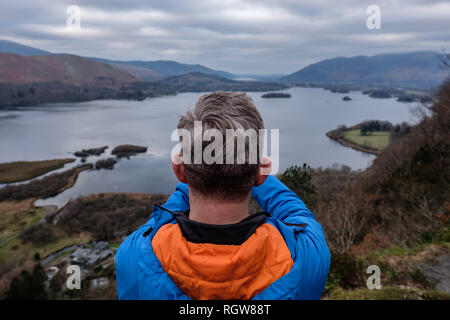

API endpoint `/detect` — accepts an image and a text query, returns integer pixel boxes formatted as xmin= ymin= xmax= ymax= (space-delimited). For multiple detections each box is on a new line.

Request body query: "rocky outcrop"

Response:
xmin=74 ymin=146 xmax=108 ymax=158
xmin=95 ymin=158 xmax=117 ymax=170
xmin=111 ymin=144 xmax=147 ymax=158
xmin=418 ymin=254 xmax=450 ymax=294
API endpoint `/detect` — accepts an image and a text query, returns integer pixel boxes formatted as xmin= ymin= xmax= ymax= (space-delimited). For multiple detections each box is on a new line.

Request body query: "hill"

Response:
xmin=0 ymin=40 xmax=51 ymax=56
xmin=0 ymin=53 xmax=142 ymax=88
xmin=0 ymin=53 xmax=176 ymax=108
xmin=105 ymin=62 xmax=164 ymax=81
xmin=89 ymin=57 xmax=235 ymax=80
xmin=0 ymin=40 xmax=236 ymax=80
xmin=281 ymin=51 xmax=450 ymax=87
xmin=157 ymin=72 xmax=288 ymax=92
xmin=280 ymin=79 xmax=450 ymax=298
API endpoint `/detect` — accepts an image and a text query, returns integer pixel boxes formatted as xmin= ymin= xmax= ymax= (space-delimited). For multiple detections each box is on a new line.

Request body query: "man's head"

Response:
xmin=173 ymin=91 xmax=270 ymax=201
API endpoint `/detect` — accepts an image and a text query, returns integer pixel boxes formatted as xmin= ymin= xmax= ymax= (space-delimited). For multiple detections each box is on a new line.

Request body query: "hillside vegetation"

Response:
xmin=0 ymin=78 xmax=175 ymax=108
xmin=318 ymin=80 xmax=449 ymax=253
xmin=280 ymin=79 xmax=450 ymax=298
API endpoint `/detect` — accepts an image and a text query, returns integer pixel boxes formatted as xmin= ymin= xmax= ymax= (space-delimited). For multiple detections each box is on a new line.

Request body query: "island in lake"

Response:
xmin=326 ymin=120 xmax=411 ymax=155
xmin=111 ymin=144 xmax=148 ymax=158
xmin=261 ymin=92 xmax=291 ymax=98
xmin=74 ymin=146 xmax=109 ymax=158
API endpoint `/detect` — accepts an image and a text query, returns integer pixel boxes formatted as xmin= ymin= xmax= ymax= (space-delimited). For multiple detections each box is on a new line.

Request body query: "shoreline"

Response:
xmin=53 ymin=164 xmax=92 ymax=195
xmin=0 ymin=158 xmax=76 ymax=184
xmin=326 ymin=130 xmax=382 ymax=156
xmin=0 ymin=164 xmax=92 ymax=214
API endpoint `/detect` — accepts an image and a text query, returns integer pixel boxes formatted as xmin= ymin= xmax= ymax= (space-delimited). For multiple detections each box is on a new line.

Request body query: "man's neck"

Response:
xmin=188 ymin=192 xmax=250 ymax=225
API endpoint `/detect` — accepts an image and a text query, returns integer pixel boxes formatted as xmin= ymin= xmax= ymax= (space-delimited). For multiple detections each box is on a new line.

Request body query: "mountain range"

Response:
xmin=0 ymin=40 xmax=235 ymax=81
xmin=281 ymin=51 xmax=449 ymax=86
xmin=0 ymin=39 xmax=449 ymax=108
xmin=0 ymin=41 xmax=288 ymax=108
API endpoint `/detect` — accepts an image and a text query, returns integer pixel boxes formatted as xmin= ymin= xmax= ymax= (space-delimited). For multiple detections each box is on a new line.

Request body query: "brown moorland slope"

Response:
xmin=107 ymin=62 xmax=163 ymax=81
xmin=0 ymin=53 xmax=144 ymax=88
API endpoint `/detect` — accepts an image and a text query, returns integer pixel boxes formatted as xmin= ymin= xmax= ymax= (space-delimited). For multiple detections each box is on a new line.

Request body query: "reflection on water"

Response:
xmin=0 ymin=88 xmax=416 ymax=207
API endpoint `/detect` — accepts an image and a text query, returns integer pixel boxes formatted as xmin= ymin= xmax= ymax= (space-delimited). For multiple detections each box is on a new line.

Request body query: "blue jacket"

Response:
xmin=115 ymin=175 xmax=330 ymax=299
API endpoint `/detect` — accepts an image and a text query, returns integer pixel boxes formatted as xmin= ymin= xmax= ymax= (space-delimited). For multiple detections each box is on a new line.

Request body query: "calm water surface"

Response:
xmin=0 ymin=87 xmax=416 ymax=207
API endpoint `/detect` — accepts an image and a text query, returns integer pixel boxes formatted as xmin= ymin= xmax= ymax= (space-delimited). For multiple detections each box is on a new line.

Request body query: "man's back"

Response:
xmin=115 ymin=175 xmax=330 ymax=300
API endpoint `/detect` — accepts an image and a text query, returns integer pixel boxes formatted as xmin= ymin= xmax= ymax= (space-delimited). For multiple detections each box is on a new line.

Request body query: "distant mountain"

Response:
xmin=0 ymin=53 xmax=142 ymax=87
xmin=89 ymin=57 xmax=235 ymax=80
xmin=0 ymin=40 xmax=52 ymax=56
xmin=106 ymin=62 xmax=164 ymax=81
xmin=0 ymin=40 xmax=236 ymax=80
xmin=281 ymin=52 xmax=449 ymax=87
xmin=157 ymin=72 xmax=288 ymax=92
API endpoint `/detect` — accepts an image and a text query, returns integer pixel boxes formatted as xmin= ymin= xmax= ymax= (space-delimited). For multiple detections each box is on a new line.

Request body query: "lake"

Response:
xmin=0 ymin=87 xmax=416 ymax=207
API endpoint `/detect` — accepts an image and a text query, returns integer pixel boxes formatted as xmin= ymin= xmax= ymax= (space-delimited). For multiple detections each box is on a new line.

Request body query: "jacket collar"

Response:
xmin=175 ymin=211 xmax=269 ymax=245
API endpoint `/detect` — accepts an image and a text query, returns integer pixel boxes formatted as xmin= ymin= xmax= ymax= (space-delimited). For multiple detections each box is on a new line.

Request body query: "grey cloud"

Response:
xmin=0 ymin=0 xmax=449 ymax=74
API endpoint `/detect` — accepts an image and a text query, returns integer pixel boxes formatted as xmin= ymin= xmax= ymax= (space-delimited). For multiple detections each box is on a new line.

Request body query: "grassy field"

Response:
xmin=342 ymin=129 xmax=390 ymax=151
xmin=0 ymin=158 xmax=75 ymax=184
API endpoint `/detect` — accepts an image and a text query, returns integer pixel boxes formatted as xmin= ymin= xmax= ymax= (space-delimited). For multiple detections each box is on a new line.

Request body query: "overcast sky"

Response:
xmin=1 ymin=0 xmax=449 ymax=74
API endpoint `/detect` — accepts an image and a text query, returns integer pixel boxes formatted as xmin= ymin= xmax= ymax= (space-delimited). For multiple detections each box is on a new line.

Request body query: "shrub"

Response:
xmin=57 ymin=194 xmax=168 ymax=240
xmin=6 ymin=264 xmax=48 ymax=300
xmin=20 ymin=223 xmax=57 ymax=247
xmin=33 ymin=252 xmax=41 ymax=261
xmin=279 ymin=163 xmax=317 ymax=209
xmin=327 ymin=253 xmax=364 ymax=289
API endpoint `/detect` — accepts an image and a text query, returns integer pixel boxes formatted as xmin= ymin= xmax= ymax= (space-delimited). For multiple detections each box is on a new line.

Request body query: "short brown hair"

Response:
xmin=177 ymin=91 xmax=264 ymax=200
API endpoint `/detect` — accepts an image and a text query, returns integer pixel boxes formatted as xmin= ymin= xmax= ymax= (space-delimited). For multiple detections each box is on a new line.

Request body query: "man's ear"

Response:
xmin=171 ymin=153 xmax=188 ymax=183
xmin=254 ymin=157 xmax=271 ymax=186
